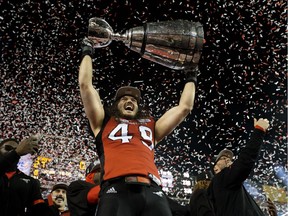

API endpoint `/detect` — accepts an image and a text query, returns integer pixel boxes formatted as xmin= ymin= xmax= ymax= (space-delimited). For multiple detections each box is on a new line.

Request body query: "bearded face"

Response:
xmin=117 ymin=95 xmax=139 ymax=119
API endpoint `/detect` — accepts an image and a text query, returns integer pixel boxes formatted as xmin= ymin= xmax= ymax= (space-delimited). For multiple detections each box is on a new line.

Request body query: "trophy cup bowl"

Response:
xmin=88 ymin=18 xmax=204 ymax=70
xmin=88 ymin=17 xmax=113 ymax=48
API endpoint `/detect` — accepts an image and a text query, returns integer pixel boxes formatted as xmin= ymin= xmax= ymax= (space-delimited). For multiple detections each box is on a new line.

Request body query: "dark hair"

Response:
xmin=193 ymin=180 xmax=211 ymax=191
xmin=0 ymin=138 xmax=18 ymax=148
xmin=107 ymin=100 xmax=150 ymax=119
xmin=196 ymin=171 xmax=213 ymax=182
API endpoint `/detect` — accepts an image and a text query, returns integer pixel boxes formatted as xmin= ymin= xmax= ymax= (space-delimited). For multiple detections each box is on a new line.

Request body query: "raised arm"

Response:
xmin=155 ymin=68 xmax=197 ymax=143
xmin=226 ymin=118 xmax=270 ymax=185
xmin=0 ymin=135 xmax=41 ymax=174
xmin=79 ymin=38 xmax=104 ymax=137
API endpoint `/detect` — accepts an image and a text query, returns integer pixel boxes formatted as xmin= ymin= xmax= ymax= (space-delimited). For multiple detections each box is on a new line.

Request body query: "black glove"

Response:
xmin=184 ymin=65 xmax=199 ymax=85
xmin=81 ymin=37 xmax=94 ymax=60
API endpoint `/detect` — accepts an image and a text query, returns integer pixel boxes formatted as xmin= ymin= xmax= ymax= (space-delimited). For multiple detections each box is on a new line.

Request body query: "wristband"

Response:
xmin=255 ymin=125 xmax=266 ymax=132
xmin=81 ymin=38 xmax=94 ymax=60
xmin=81 ymin=46 xmax=94 ymax=60
xmin=185 ymin=69 xmax=198 ymax=85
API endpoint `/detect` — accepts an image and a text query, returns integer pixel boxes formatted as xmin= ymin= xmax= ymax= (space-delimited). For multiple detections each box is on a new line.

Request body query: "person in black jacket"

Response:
xmin=66 ymin=159 xmax=101 ymax=216
xmin=189 ymin=171 xmax=215 ymax=216
xmin=207 ymin=118 xmax=270 ymax=216
xmin=46 ymin=183 xmax=70 ymax=216
xmin=0 ymin=135 xmax=52 ymax=216
xmin=166 ymin=196 xmax=190 ymax=216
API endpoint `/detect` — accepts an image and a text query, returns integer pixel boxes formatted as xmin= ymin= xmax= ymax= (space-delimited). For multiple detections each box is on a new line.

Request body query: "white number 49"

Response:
xmin=108 ymin=123 xmax=154 ymax=150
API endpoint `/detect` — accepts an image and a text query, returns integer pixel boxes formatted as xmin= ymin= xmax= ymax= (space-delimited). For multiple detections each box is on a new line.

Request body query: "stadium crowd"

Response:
xmin=1 ymin=0 xmax=286 ymax=215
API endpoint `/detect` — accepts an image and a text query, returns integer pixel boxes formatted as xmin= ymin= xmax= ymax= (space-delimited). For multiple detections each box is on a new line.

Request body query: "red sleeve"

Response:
xmin=87 ymin=185 xmax=101 ymax=204
xmin=46 ymin=193 xmax=54 ymax=206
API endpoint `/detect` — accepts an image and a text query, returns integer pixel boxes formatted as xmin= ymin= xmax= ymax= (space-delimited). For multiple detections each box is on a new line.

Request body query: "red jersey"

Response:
xmin=96 ymin=115 xmax=161 ymax=182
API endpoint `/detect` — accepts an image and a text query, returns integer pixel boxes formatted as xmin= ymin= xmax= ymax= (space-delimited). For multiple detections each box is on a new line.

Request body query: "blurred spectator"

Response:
xmin=0 ymin=0 xmax=286 ymax=214
xmin=207 ymin=118 xmax=270 ymax=216
xmin=46 ymin=183 xmax=70 ymax=216
xmin=67 ymin=158 xmax=101 ymax=216
xmin=189 ymin=171 xmax=215 ymax=216
xmin=0 ymin=135 xmax=52 ymax=216
xmin=266 ymin=197 xmax=278 ymax=216
xmin=167 ymin=196 xmax=190 ymax=216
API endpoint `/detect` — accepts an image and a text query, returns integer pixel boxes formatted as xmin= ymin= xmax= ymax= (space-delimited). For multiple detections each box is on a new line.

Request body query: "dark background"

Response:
xmin=1 ymin=0 xmax=286 ymax=207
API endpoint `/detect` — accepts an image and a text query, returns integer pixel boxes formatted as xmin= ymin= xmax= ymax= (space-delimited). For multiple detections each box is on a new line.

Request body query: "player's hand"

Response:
xmin=184 ymin=65 xmax=199 ymax=85
xmin=15 ymin=134 xmax=42 ymax=156
xmin=254 ymin=118 xmax=270 ymax=132
xmin=81 ymin=37 xmax=94 ymax=59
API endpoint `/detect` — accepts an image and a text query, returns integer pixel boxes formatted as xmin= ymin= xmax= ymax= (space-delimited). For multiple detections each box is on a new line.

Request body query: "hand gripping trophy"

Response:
xmin=87 ymin=17 xmax=204 ymax=70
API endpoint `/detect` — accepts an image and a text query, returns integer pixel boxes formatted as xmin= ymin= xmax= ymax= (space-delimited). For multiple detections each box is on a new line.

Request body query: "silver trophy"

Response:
xmin=88 ymin=17 xmax=204 ymax=70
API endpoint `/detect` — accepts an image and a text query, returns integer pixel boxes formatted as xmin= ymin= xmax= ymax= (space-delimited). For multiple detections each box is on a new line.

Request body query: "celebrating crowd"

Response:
xmin=1 ymin=0 xmax=286 ymax=215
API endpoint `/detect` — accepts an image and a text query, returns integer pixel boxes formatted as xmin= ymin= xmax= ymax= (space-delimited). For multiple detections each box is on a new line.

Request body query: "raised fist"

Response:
xmin=81 ymin=37 xmax=95 ymax=59
xmin=184 ymin=65 xmax=199 ymax=85
xmin=15 ymin=134 xmax=42 ymax=156
xmin=254 ymin=118 xmax=270 ymax=132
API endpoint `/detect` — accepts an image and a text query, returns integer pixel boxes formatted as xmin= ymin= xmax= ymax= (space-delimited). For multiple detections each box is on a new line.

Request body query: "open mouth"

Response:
xmin=124 ymin=103 xmax=134 ymax=111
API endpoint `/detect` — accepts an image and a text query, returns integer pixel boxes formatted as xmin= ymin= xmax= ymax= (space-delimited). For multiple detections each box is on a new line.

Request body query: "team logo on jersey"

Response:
xmin=138 ymin=119 xmax=151 ymax=124
xmin=20 ymin=178 xmax=30 ymax=184
xmin=118 ymin=118 xmax=151 ymax=124
xmin=152 ymin=191 xmax=164 ymax=197
xmin=118 ymin=118 xmax=130 ymax=123
xmin=106 ymin=186 xmax=117 ymax=194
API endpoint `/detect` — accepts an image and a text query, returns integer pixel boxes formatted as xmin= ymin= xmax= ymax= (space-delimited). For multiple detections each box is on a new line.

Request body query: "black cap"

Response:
xmin=215 ymin=149 xmax=234 ymax=163
xmin=114 ymin=86 xmax=141 ymax=103
xmin=85 ymin=159 xmax=101 ymax=176
xmin=0 ymin=138 xmax=18 ymax=148
xmin=52 ymin=183 xmax=68 ymax=192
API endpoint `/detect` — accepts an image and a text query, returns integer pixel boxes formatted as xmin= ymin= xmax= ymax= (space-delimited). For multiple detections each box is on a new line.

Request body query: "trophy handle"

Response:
xmin=88 ymin=18 xmax=113 ymax=48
